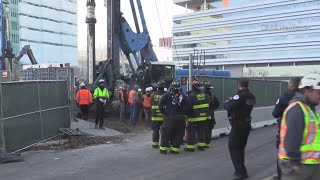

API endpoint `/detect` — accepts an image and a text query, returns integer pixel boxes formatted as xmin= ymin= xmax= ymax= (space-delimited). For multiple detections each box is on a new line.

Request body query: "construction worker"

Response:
xmin=224 ymin=78 xmax=256 ymax=180
xmin=128 ymin=85 xmax=139 ymax=126
xmin=151 ymin=81 xmax=166 ymax=148
xmin=93 ymin=79 xmax=110 ymax=129
xmin=76 ymin=82 xmax=93 ymax=120
xmin=119 ymin=85 xmax=128 ymax=122
xmin=159 ymin=80 xmax=191 ymax=154
xmin=272 ymin=77 xmax=301 ymax=180
xmin=142 ymin=88 xmax=152 ymax=122
xmin=137 ymin=88 xmax=144 ymax=122
xmin=278 ymin=74 xmax=320 ymax=180
xmin=203 ymin=81 xmax=220 ymax=148
xmin=184 ymin=79 xmax=210 ymax=152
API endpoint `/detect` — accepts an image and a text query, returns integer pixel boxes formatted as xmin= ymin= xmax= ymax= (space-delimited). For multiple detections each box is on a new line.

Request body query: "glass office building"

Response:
xmin=18 ymin=0 xmax=78 ymax=65
xmin=173 ymin=0 xmax=320 ymax=77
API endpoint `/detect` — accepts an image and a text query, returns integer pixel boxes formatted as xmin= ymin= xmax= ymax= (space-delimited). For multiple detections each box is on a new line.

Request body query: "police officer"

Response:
xmin=278 ymin=74 xmax=320 ymax=180
xmin=150 ymin=81 xmax=166 ymax=148
xmin=224 ymin=78 xmax=255 ymax=180
xmin=272 ymin=77 xmax=300 ymax=180
xmin=203 ymin=81 xmax=220 ymax=148
xmin=185 ymin=79 xmax=210 ymax=152
xmin=159 ymin=80 xmax=191 ymax=154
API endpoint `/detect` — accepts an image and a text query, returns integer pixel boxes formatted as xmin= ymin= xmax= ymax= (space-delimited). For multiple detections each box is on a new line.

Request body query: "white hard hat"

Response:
xmin=80 ymin=82 xmax=85 ymax=87
xmin=138 ymin=88 xmax=142 ymax=92
xmin=99 ymin=79 xmax=105 ymax=83
xmin=149 ymin=87 xmax=153 ymax=91
xmin=299 ymin=74 xmax=320 ymax=90
xmin=164 ymin=88 xmax=168 ymax=92
xmin=146 ymin=87 xmax=150 ymax=91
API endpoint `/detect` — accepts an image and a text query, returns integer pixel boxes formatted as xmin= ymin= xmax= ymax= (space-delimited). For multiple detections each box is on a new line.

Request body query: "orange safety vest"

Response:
xmin=128 ymin=89 xmax=136 ymax=104
xmin=143 ymin=95 xmax=152 ymax=108
xmin=76 ymin=89 xmax=93 ymax=105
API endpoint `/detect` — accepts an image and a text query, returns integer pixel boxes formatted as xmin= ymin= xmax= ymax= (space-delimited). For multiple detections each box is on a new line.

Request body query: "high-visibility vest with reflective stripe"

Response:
xmin=188 ymin=92 xmax=209 ymax=122
xmin=76 ymin=89 xmax=93 ymax=105
xmin=151 ymin=92 xmax=165 ymax=121
xmin=93 ymin=87 xmax=109 ymax=99
xmin=278 ymin=101 xmax=320 ymax=164
xmin=128 ymin=90 xmax=136 ymax=104
xmin=143 ymin=95 xmax=152 ymax=108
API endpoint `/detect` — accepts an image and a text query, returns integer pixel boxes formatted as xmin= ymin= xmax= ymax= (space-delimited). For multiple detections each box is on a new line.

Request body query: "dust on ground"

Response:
xmin=22 ymin=113 xmax=151 ymax=152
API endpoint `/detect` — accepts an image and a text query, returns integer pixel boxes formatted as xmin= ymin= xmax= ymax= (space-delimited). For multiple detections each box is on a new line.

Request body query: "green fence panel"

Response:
xmin=2 ymin=82 xmax=39 ymax=118
xmin=280 ymin=82 xmax=288 ymax=95
xmin=39 ymin=81 xmax=68 ymax=110
xmin=249 ymin=81 xmax=266 ymax=107
xmin=3 ymin=113 xmax=42 ymax=152
xmin=222 ymin=78 xmax=238 ymax=101
xmin=42 ymin=108 xmax=70 ymax=138
xmin=0 ymin=81 xmax=70 ymax=152
xmin=0 ymin=120 xmax=3 ymax=152
xmin=198 ymin=76 xmax=288 ymax=107
xmin=265 ymin=81 xmax=282 ymax=106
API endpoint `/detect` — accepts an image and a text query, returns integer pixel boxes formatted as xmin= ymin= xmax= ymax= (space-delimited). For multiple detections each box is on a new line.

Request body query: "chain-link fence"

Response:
xmin=198 ymin=76 xmax=288 ymax=108
xmin=0 ymin=81 xmax=70 ymax=152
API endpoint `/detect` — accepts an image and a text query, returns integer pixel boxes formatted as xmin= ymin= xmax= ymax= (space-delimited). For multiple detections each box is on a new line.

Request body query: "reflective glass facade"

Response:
xmin=173 ymin=0 xmax=320 ymax=66
xmin=19 ymin=0 xmax=78 ymax=65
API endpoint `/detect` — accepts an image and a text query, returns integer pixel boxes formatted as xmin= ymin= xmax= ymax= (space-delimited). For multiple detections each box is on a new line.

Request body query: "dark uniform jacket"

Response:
xmin=272 ymin=90 xmax=298 ymax=148
xmin=159 ymin=92 xmax=191 ymax=117
xmin=224 ymin=89 xmax=256 ymax=126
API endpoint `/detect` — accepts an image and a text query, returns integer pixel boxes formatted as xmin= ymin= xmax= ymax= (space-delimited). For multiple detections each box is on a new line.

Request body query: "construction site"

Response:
xmin=0 ymin=0 xmax=319 ymax=180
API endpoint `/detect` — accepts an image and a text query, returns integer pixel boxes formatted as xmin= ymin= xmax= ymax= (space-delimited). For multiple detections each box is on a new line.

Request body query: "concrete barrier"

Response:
xmin=212 ymin=106 xmax=275 ymax=138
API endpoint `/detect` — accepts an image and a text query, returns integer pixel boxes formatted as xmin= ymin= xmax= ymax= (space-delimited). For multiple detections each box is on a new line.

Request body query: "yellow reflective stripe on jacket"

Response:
xmin=160 ymin=146 xmax=168 ymax=151
xmin=193 ymin=103 xmax=209 ymax=109
xmin=152 ymin=117 xmax=164 ymax=121
xmin=188 ymin=117 xmax=207 ymax=122
xmin=197 ymin=142 xmax=206 ymax=147
xmin=171 ymin=147 xmax=180 ymax=152
xmin=152 ymin=105 xmax=159 ymax=110
xmin=186 ymin=145 xmax=195 ymax=149
xmin=152 ymin=142 xmax=159 ymax=145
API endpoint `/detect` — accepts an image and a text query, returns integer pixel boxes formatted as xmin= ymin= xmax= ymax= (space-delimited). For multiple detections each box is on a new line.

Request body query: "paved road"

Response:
xmin=1 ymin=125 xmax=278 ymax=180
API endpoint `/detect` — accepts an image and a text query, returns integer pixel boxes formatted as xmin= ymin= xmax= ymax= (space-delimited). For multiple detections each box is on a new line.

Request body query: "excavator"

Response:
xmin=14 ymin=45 xmax=38 ymax=65
xmin=87 ymin=0 xmax=175 ymax=99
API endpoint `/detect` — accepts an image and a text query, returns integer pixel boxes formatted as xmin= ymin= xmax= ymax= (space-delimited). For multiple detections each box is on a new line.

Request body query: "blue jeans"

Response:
xmin=120 ymin=103 xmax=127 ymax=121
xmin=130 ymin=104 xmax=139 ymax=125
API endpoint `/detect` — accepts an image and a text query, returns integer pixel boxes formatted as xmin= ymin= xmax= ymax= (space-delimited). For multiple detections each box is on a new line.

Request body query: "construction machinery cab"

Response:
xmin=148 ymin=61 xmax=175 ymax=88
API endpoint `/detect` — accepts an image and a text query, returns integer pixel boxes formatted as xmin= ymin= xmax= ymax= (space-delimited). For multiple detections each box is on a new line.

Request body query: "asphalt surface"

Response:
xmin=0 ymin=125 xmax=278 ymax=180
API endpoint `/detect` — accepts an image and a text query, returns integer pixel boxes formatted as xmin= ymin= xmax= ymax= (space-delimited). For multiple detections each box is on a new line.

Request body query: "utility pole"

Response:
xmin=86 ymin=0 xmax=97 ymax=84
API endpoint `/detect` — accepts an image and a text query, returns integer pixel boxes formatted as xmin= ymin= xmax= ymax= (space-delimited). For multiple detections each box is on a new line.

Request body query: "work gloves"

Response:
xmin=99 ymin=98 xmax=107 ymax=105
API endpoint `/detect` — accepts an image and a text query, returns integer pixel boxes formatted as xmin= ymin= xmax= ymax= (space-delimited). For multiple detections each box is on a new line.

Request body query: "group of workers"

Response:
xmin=146 ymin=79 xmax=221 ymax=154
xmin=75 ymin=72 xmax=320 ymax=180
xmin=150 ymin=78 xmax=256 ymax=180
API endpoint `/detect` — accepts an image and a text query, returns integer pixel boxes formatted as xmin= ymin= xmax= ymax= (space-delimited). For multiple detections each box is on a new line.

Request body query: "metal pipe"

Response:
xmin=136 ymin=0 xmax=147 ymax=32
xmin=129 ymin=0 xmax=140 ymax=33
xmin=86 ymin=0 xmax=97 ymax=84
xmin=188 ymin=53 xmax=193 ymax=91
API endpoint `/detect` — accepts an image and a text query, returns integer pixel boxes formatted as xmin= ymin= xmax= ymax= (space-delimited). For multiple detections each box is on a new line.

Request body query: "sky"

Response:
xmin=77 ymin=0 xmax=187 ymax=51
